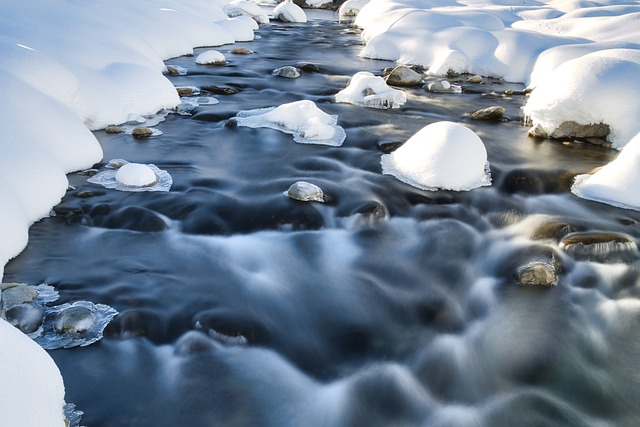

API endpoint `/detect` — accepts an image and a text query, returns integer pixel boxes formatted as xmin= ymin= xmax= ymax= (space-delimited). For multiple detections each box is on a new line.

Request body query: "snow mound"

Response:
xmin=381 ymin=121 xmax=491 ymax=191
xmin=88 ymin=160 xmax=172 ymax=192
xmin=523 ymin=49 xmax=640 ymax=148
xmin=224 ymin=0 xmax=270 ymax=24
xmin=572 ymin=132 xmax=640 ymax=211
xmin=234 ymin=100 xmax=346 ymax=146
xmin=0 ymin=318 xmax=67 ymax=426
xmin=339 ymin=0 xmax=370 ymax=17
xmin=196 ymin=50 xmax=227 ymax=65
xmin=274 ymin=0 xmax=308 ymax=23
xmin=335 ymin=71 xmax=407 ymax=109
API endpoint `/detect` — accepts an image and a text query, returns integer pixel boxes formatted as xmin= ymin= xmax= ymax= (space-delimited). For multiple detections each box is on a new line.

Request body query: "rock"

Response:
xmin=176 ymin=86 xmax=199 ymax=96
xmin=174 ymin=331 xmax=216 ymax=356
xmin=176 ymin=102 xmax=196 ymax=116
xmin=286 ymin=181 xmax=325 ymax=202
xmin=77 ymin=168 xmax=99 ymax=176
xmin=300 ymin=63 xmax=320 ymax=73
xmin=351 ymin=202 xmax=388 ymax=226
xmin=74 ymin=191 xmax=97 ymax=198
xmin=378 ymin=141 xmax=403 ymax=153
xmin=384 ymin=65 xmax=423 ymax=87
xmin=4 ymin=303 xmax=45 ymax=334
xmin=528 ymin=121 xmax=610 ymax=140
xmin=531 ymin=222 xmax=577 ymax=241
xmin=53 ymin=306 xmax=96 ymax=334
xmin=514 ymin=262 xmax=558 ymax=286
xmin=272 ymin=66 xmax=300 ymax=78
xmin=132 ymin=127 xmax=154 ymax=138
xmin=231 ymin=47 xmax=252 ymax=55
xmin=0 ymin=282 xmax=20 ymax=291
xmin=426 ymin=80 xmax=462 ymax=94
xmin=166 ymin=65 xmax=187 ymax=76
xmin=362 ymin=87 xmax=375 ymax=97
xmin=467 ymin=75 xmax=483 ymax=83
xmin=202 ymin=85 xmax=238 ymax=95
xmin=470 ymin=106 xmax=505 ymax=121
xmin=500 ymin=168 xmax=576 ymax=194
xmin=1 ymin=284 xmax=38 ymax=310
xmin=560 ymin=231 xmax=638 ymax=263
xmin=104 ymin=126 xmax=124 ymax=134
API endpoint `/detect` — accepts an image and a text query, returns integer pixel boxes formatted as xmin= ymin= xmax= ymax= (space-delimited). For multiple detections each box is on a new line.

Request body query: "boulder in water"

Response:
xmin=272 ymin=66 xmax=301 ymax=78
xmin=384 ymin=65 xmax=423 ymax=87
xmin=286 ymin=181 xmax=325 ymax=202
xmin=426 ymin=80 xmax=462 ymax=94
xmin=514 ymin=262 xmax=558 ymax=287
xmin=470 ymin=106 xmax=505 ymax=121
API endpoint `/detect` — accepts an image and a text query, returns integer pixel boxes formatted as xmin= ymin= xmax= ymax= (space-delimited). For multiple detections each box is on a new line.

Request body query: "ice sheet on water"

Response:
xmin=234 ymin=100 xmax=346 ymax=146
xmin=88 ymin=159 xmax=172 ymax=192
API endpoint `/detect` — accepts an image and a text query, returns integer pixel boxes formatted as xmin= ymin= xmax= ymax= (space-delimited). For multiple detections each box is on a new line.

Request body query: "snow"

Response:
xmin=335 ymin=71 xmax=407 ymax=109
xmin=381 ymin=121 xmax=491 ymax=191
xmin=195 ymin=50 xmax=227 ymax=65
xmin=0 ymin=318 xmax=67 ymax=426
xmin=306 ymin=0 xmax=334 ymax=7
xmin=234 ymin=100 xmax=346 ymax=146
xmin=89 ymin=160 xmax=172 ymax=192
xmin=115 ymin=163 xmax=159 ymax=187
xmin=224 ymin=0 xmax=270 ymax=24
xmin=572 ymin=132 xmax=640 ymax=211
xmin=274 ymin=0 xmax=308 ymax=23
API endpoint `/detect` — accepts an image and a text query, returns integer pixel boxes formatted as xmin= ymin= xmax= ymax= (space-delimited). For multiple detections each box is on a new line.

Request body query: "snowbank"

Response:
xmin=0 ymin=0 xmax=258 ymax=280
xmin=335 ymin=71 xmax=407 ymax=109
xmin=381 ymin=121 xmax=491 ymax=191
xmin=0 ymin=318 xmax=67 ymax=426
xmin=572 ymin=132 xmax=640 ymax=211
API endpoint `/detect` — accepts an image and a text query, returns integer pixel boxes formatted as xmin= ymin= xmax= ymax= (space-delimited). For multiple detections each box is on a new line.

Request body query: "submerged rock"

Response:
xmin=286 ymin=181 xmax=325 ymax=202
xmin=531 ymin=222 xmax=577 ymax=242
xmin=272 ymin=66 xmax=301 ymax=78
xmin=4 ymin=304 xmax=45 ymax=334
xmin=53 ymin=306 xmax=96 ymax=334
xmin=470 ymin=106 xmax=505 ymax=121
xmin=560 ymin=231 xmax=638 ymax=262
xmin=202 ymin=85 xmax=238 ymax=95
xmin=514 ymin=262 xmax=558 ymax=287
xmin=299 ymin=63 xmax=320 ymax=73
xmin=384 ymin=65 xmax=423 ymax=87
xmin=166 ymin=65 xmax=188 ymax=76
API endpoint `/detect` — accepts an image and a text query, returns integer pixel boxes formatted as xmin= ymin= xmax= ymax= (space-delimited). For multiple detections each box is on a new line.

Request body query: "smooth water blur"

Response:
xmin=5 ymin=12 xmax=640 ymax=427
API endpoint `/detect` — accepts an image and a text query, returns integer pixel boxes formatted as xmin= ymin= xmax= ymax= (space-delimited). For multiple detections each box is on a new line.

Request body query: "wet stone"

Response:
xmin=286 ymin=181 xmax=325 ymax=202
xmin=202 ymin=85 xmax=238 ymax=95
xmin=4 ymin=303 xmax=45 ymax=334
xmin=560 ymin=231 xmax=638 ymax=262
xmin=54 ymin=306 xmax=96 ymax=334
xmin=166 ymin=65 xmax=188 ymax=76
xmin=299 ymin=63 xmax=320 ymax=73
xmin=176 ymin=86 xmax=198 ymax=96
xmin=531 ymin=222 xmax=577 ymax=242
xmin=75 ymin=191 xmax=99 ymax=198
xmin=1 ymin=284 xmax=38 ymax=309
xmin=470 ymin=106 xmax=505 ymax=121
xmin=105 ymin=126 xmax=124 ymax=134
xmin=514 ymin=262 xmax=558 ymax=287
xmin=231 ymin=47 xmax=252 ymax=55
xmin=132 ymin=127 xmax=154 ymax=138
xmin=467 ymin=75 xmax=483 ymax=83
xmin=273 ymin=66 xmax=301 ymax=78
xmin=77 ymin=168 xmax=99 ymax=176
xmin=529 ymin=121 xmax=611 ymax=140
xmin=384 ymin=65 xmax=423 ymax=87
xmin=426 ymin=80 xmax=461 ymax=93
xmin=175 ymin=331 xmax=216 ymax=356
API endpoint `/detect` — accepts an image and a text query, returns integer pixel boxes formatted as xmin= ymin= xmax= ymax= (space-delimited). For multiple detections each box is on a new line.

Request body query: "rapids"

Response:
xmin=5 ymin=11 xmax=640 ymax=427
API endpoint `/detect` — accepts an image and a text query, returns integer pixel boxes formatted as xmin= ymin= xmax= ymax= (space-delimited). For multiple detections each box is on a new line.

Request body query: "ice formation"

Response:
xmin=381 ymin=121 xmax=491 ymax=191
xmin=572 ymin=132 xmax=640 ymax=211
xmin=274 ymin=0 xmax=308 ymax=23
xmin=335 ymin=71 xmax=407 ymax=109
xmin=88 ymin=160 xmax=173 ymax=192
xmin=195 ymin=50 xmax=227 ymax=65
xmin=234 ymin=100 xmax=346 ymax=146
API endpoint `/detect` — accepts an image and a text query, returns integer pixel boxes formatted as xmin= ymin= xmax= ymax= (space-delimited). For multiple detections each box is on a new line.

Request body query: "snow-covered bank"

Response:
xmin=351 ymin=0 xmax=640 ymax=149
xmin=0 ymin=0 xmax=258 ymax=282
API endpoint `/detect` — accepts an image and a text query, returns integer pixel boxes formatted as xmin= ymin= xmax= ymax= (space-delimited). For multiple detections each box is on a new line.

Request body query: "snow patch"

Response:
xmin=335 ymin=71 xmax=407 ymax=109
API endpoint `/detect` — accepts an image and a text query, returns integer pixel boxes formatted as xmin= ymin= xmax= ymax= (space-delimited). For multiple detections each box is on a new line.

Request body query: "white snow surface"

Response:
xmin=196 ymin=50 xmax=227 ymax=65
xmin=224 ymin=0 xmax=271 ymax=24
xmin=572 ymin=132 xmax=640 ymax=211
xmin=0 ymin=0 xmax=258 ymax=281
xmin=0 ymin=318 xmax=67 ymax=426
xmin=274 ymin=0 xmax=308 ymax=23
xmin=235 ymin=100 xmax=346 ymax=146
xmin=381 ymin=121 xmax=491 ymax=191
xmin=335 ymin=71 xmax=407 ymax=109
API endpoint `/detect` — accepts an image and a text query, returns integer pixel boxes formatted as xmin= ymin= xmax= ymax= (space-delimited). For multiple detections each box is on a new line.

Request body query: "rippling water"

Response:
xmin=5 ymin=12 xmax=640 ymax=427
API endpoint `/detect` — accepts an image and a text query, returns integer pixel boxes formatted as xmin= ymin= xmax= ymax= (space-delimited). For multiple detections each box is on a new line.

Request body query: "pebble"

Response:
xmin=286 ymin=181 xmax=325 ymax=202
xmin=272 ymin=66 xmax=301 ymax=78
xmin=470 ymin=106 xmax=505 ymax=121
xmin=132 ymin=127 xmax=154 ymax=138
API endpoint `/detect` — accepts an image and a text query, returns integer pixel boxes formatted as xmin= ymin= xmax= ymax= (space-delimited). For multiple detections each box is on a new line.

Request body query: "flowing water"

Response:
xmin=5 ymin=11 xmax=640 ymax=427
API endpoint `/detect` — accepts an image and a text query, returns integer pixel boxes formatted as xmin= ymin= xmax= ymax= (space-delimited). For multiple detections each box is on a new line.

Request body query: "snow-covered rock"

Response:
xmin=572 ymin=132 xmax=640 ymax=211
xmin=381 ymin=121 xmax=491 ymax=191
xmin=88 ymin=160 xmax=172 ymax=192
xmin=335 ymin=71 xmax=407 ymax=109
xmin=234 ymin=100 xmax=346 ymax=146
xmin=339 ymin=0 xmax=370 ymax=17
xmin=196 ymin=50 xmax=227 ymax=65
xmin=224 ymin=0 xmax=270 ymax=24
xmin=274 ymin=0 xmax=308 ymax=23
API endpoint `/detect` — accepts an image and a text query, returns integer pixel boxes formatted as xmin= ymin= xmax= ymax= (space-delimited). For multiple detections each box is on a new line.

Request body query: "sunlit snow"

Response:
xmin=195 ymin=50 xmax=227 ymax=65
xmin=88 ymin=160 xmax=173 ymax=192
xmin=274 ymin=0 xmax=308 ymax=23
xmin=335 ymin=71 xmax=407 ymax=109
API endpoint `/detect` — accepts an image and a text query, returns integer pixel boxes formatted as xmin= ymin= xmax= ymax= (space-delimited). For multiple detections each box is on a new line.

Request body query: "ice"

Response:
xmin=572 ymin=132 xmax=640 ymax=211
xmin=274 ymin=0 xmax=308 ymax=23
xmin=88 ymin=159 xmax=173 ymax=192
xmin=195 ymin=50 xmax=227 ymax=65
xmin=234 ymin=100 xmax=346 ymax=146
xmin=381 ymin=121 xmax=491 ymax=191
xmin=335 ymin=71 xmax=407 ymax=109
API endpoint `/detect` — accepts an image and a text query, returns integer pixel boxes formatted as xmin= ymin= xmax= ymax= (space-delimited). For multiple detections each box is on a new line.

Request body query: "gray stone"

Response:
xmin=166 ymin=65 xmax=187 ymax=76
xmin=1 ymin=285 xmax=38 ymax=310
xmin=471 ymin=106 xmax=505 ymax=121
xmin=272 ymin=66 xmax=301 ymax=79
xmin=384 ymin=65 xmax=423 ymax=86
xmin=132 ymin=127 xmax=153 ymax=138
xmin=105 ymin=126 xmax=124 ymax=134
xmin=231 ymin=47 xmax=252 ymax=55
xmin=467 ymin=75 xmax=483 ymax=83
xmin=514 ymin=262 xmax=558 ymax=287
xmin=426 ymin=80 xmax=462 ymax=93
xmin=4 ymin=303 xmax=44 ymax=334
xmin=54 ymin=306 xmax=96 ymax=334
xmin=529 ymin=121 xmax=610 ymax=140
xmin=286 ymin=181 xmax=325 ymax=202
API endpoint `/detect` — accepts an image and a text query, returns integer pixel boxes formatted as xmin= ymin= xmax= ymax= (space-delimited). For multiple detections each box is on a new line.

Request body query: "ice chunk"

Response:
xmin=88 ymin=159 xmax=172 ymax=192
xmin=335 ymin=71 xmax=406 ymax=109
xmin=35 ymin=301 xmax=118 ymax=350
xmin=571 ymin=132 xmax=640 ymax=211
xmin=273 ymin=0 xmax=307 ymax=23
xmin=381 ymin=121 xmax=491 ymax=191
xmin=234 ymin=100 xmax=346 ymax=146
xmin=195 ymin=50 xmax=226 ymax=65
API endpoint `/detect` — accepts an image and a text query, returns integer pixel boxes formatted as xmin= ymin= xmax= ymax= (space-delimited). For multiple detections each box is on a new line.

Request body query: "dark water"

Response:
xmin=6 ymin=12 xmax=640 ymax=427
